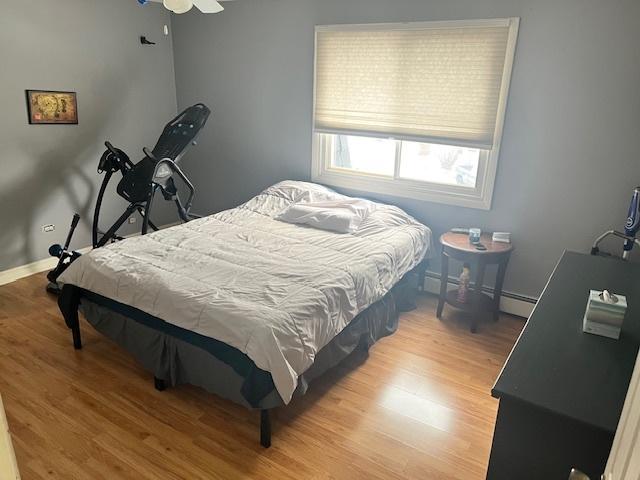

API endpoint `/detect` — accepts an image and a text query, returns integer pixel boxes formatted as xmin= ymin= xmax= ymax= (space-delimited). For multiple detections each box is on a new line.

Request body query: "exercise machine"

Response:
xmin=47 ymin=103 xmax=211 ymax=292
xmin=591 ymin=186 xmax=640 ymax=259
xmin=93 ymin=103 xmax=211 ymax=247
xmin=46 ymin=214 xmax=81 ymax=295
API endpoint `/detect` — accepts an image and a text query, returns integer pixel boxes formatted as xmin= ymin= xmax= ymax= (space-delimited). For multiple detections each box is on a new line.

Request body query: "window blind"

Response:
xmin=314 ymin=20 xmax=517 ymax=150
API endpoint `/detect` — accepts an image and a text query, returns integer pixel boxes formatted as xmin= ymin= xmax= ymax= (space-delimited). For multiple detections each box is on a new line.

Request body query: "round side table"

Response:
xmin=436 ymin=232 xmax=513 ymax=333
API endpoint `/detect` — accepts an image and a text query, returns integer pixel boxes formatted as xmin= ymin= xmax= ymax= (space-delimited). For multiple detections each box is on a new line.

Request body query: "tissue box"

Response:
xmin=582 ymin=290 xmax=627 ymax=340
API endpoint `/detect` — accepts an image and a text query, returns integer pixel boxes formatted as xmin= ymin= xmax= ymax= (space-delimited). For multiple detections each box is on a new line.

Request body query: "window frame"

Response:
xmin=311 ymin=18 xmax=520 ymax=210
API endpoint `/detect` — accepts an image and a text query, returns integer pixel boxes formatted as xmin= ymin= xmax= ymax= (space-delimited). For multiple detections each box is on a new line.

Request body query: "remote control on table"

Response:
xmin=451 ymin=228 xmax=470 ymax=234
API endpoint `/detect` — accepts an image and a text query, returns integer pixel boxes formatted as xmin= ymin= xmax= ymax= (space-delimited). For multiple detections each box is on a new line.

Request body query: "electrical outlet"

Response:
xmin=42 ymin=224 xmax=55 ymax=233
xmin=128 ymin=217 xmax=137 ymax=224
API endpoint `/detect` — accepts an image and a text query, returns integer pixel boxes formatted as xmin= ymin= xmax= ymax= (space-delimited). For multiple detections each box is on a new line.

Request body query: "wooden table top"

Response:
xmin=440 ymin=232 xmax=513 ymax=255
xmin=493 ymin=251 xmax=640 ymax=432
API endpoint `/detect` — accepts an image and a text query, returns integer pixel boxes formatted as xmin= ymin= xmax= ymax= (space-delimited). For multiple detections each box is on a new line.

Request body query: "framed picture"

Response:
xmin=26 ymin=90 xmax=78 ymax=124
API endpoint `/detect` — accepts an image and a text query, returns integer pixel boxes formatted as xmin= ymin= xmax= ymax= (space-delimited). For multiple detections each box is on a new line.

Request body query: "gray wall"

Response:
xmin=0 ymin=0 xmax=177 ymax=271
xmin=171 ymin=0 xmax=640 ymax=299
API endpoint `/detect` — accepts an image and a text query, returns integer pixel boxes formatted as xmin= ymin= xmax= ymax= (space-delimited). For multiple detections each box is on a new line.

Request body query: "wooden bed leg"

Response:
xmin=154 ymin=377 xmax=166 ymax=392
xmin=260 ymin=409 xmax=271 ymax=448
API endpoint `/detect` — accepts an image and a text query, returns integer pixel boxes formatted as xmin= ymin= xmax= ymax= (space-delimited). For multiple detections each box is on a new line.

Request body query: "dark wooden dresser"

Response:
xmin=488 ymin=251 xmax=640 ymax=479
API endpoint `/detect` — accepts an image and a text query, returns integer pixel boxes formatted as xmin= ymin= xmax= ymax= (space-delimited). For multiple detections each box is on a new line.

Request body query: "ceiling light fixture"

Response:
xmin=142 ymin=0 xmax=227 ymax=14
xmin=163 ymin=0 xmax=193 ymax=14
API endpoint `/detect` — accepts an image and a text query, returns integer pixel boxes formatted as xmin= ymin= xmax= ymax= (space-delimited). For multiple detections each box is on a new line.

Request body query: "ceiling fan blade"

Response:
xmin=192 ymin=0 xmax=224 ymax=13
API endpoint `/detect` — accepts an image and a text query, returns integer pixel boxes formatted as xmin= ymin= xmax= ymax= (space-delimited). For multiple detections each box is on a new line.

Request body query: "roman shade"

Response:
xmin=314 ymin=19 xmax=518 ymax=150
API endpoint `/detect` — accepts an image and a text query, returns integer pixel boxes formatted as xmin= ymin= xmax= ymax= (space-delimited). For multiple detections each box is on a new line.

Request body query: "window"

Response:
xmin=312 ymin=19 xmax=520 ymax=209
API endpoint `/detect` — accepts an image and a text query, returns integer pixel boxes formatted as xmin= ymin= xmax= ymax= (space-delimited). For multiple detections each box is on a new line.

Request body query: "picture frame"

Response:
xmin=26 ymin=90 xmax=78 ymax=125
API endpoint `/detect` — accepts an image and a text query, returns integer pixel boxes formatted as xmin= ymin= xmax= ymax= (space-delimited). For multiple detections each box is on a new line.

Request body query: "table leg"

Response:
xmin=493 ymin=255 xmax=510 ymax=322
xmin=471 ymin=260 xmax=486 ymax=333
xmin=437 ymin=253 xmax=449 ymax=319
xmin=416 ymin=260 xmax=428 ymax=293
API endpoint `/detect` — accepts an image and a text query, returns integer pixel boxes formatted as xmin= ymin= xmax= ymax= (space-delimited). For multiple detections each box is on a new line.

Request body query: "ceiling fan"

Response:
xmin=139 ymin=0 xmax=232 ymax=14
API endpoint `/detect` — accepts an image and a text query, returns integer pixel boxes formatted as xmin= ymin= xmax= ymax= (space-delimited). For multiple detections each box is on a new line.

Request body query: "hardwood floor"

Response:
xmin=0 ymin=273 xmax=523 ymax=480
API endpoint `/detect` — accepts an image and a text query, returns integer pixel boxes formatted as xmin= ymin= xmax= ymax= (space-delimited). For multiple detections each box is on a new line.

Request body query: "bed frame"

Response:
xmin=58 ymin=261 xmax=428 ymax=448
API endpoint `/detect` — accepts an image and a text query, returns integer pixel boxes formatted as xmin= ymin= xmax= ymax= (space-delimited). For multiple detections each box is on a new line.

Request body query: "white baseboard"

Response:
xmin=0 ymin=222 xmax=181 ymax=287
xmin=0 ymin=257 xmax=56 ymax=287
xmin=423 ymin=275 xmax=535 ymax=319
xmin=0 ymin=246 xmax=93 ymax=287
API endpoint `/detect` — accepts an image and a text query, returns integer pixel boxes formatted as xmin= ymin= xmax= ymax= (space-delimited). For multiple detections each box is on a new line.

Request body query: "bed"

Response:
xmin=57 ymin=181 xmax=432 ymax=446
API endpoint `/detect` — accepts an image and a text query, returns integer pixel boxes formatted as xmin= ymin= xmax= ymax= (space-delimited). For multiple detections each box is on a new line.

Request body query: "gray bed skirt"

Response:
xmin=80 ymin=270 xmax=420 ymax=410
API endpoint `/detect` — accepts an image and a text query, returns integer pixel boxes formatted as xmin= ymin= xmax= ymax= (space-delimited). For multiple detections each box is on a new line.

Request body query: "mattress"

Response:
xmin=59 ymin=181 xmax=432 ymax=403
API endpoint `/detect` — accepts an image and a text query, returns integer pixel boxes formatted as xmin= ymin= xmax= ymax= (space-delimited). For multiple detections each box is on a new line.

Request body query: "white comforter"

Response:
xmin=59 ymin=181 xmax=431 ymax=403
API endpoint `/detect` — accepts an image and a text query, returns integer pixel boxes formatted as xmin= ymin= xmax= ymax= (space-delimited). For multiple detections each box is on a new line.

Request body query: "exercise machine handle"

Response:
xmin=105 ymin=141 xmax=119 ymax=157
xmin=100 ymin=141 xmax=134 ymax=174
xmin=64 ymin=214 xmax=81 ymax=250
xmin=143 ymin=146 xmax=159 ymax=162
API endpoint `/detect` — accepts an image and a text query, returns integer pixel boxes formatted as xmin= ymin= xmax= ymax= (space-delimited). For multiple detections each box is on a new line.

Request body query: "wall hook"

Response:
xmin=140 ymin=36 xmax=156 ymax=45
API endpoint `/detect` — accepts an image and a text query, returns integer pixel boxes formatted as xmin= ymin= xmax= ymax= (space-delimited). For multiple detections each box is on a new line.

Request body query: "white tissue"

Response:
xmin=583 ymin=289 xmax=627 ymax=339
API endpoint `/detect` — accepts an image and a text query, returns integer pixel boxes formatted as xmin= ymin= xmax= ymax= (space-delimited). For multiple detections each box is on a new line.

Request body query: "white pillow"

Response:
xmin=276 ymin=198 xmax=376 ymax=234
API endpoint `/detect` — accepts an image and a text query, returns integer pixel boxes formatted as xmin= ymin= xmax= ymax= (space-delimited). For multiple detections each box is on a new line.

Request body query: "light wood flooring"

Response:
xmin=0 ymin=273 xmax=523 ymax=479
